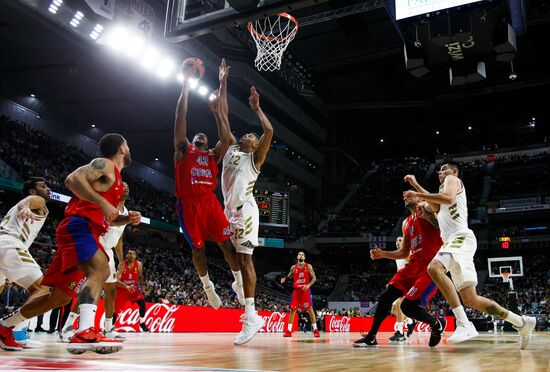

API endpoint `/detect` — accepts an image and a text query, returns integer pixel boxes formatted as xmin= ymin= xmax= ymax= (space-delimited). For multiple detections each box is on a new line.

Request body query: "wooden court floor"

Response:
xmin=0 ymin=331 xmax=548 ymax=371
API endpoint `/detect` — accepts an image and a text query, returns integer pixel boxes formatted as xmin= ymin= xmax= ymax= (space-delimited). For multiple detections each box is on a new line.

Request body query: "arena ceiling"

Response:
xmin=1 ymin=0 xmax=549 ymax=169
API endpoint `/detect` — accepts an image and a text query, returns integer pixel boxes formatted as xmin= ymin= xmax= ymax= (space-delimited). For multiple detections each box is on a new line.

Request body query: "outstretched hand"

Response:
xmin=208 ymin=89 xmax=221 ymax=113
xmin=18 ymin=207 xmax=40 ymax=223
xmin=370 ymin=248 xmax=383 ymax=260
xmin=249 ymin=86 xmax=260 ymax=112
xmin=404 ymin=174 xmax=417 ymax=185
xmin=219 ymin=58 xmax=230 ymax=83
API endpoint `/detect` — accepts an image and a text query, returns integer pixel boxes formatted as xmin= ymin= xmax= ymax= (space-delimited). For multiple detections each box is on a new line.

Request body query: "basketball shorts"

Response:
xmin=290 ymin=287 xmax=313 ymax=311
xmin=176 ymin=194 xmax=231 ymax=249
xmin=42 ymin=216 xmax=107 ymax=297
xmin=396 ymin=258 xmax=409 ymax=271
xmin=0 ymin=237 xmax=43 ymax=289
xmin=432 ymin=230 xmax=478 ymax=291
xmin=114 ymin=286 xmax=145 ymax=313
xmin=225 ymin=201 xmax=259 ymax=255
xmin=388 ymin=259 xmax=437 ymax=305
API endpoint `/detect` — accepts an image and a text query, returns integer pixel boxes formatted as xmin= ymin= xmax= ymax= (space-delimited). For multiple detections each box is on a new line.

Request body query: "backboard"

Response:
xmin=487 ymin=256 xmax=523 ymax=278
xmin=164 ymin=0 xmax=329 ymax=42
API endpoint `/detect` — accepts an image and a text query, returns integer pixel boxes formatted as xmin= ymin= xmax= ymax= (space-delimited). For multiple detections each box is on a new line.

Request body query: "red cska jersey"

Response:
xmin=292 ymin=263 xmax=311 ymax=289
xmin=402 ymin=214 xmax=443 ymax=264
xmin=119 ymin=260 xmax=141 ymax=287
xmin=175 ymin=144 xmax=218 ymax=199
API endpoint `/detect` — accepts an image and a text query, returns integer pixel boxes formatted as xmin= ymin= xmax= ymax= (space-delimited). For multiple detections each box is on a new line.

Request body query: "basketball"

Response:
xmin=181 ymin=57 xmax=205 ymax=80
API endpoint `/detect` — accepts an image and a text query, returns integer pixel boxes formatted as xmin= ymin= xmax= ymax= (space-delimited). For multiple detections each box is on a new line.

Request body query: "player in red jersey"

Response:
xmin=173 ymin=59 xmax=243 ymax=309
xmin=280 ymin=252 xmax=320 ymax=338
xmin=113 ymin=249 xmax=149 ymax=332
xmin=0 ymin=134 xmax=141 ymax=354
xmin=353 ymin=197 xmax=447 ymax=348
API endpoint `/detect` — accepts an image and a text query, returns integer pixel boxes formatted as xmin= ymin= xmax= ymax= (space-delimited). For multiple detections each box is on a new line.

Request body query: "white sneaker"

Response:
xmin=447 ymin=320 xmax=478 ymax=344
xmin=104 ymin=329 xmax=127 ymax=341
xmin=514 ymin=316 xmax=536 ymax=350
xmin=234 ymin=313 xmax=265 ymax=345
xmin=59 ymin=327 xmax=75 ymax=343
xmin=232 ymin=281 xmax=245 ymax=306
xmin=204 ymin=281 xmax=222 ymax=309
xmin=18 ymin=337 xmax=43 ymax=348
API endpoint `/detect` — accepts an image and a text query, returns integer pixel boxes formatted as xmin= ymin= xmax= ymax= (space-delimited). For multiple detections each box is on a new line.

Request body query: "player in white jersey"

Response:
xmin=0 ymin=178 xmax=50 ymax=351
xmin=404 ymin=162 xmax=536 ymax=349
xmin=214 ymin=67 xmax=273 ymax=344
xmin=59 ymin=182 xmax=132 ymax=342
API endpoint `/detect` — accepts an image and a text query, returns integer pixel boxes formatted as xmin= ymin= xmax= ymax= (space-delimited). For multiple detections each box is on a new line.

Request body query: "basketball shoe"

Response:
xmin=234 ymin=313 xmax=265 ymax=345
xmin=428 ymin=317 xmax=447 ymax=347
xmin=0 ymin=324 xmax=23 ymax=351
xmin=514 ymin=315 xmax=536 ymax=350
xmin=104 ymin=328 xmax=127 ymax=341
xmin=283 ymin=329 xmax=292 ymax=337
xmin=203 ymin=281 xmax=222 ymax=309
xmin=67 ymin=327 xmax=123 ymax=354
xmin=406 ymin=319 xmax=417 ymax=337
xmin=353 ymin=333 xmax=377 ymax=347
xmin=389 ymin=331 xmax=405 ymax=342
xmin=13 ymin=327 xmax=43 ymax=348
xmin=313 ymin=329 xmax=320 ymax=337
xmin=232 ymin=281 xmax=245 ymax=306
xmin=59 ymin=325 xmax=75 ymax=343
xmin=447 ymin=320 xmax=478 ymax=344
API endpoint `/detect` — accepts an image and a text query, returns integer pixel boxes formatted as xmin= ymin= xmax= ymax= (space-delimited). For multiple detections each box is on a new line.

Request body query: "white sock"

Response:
xmin=232 ymin=270 xmax=243 ymax=287
xmin=245 ymin=298 xmax=255 ymax=316
xmin=78 ymin=304 xmax=97 ymax=331
xmin=287 ymin=323 xmax=292 ymax=332
xmin=312 ymin=322 xmax=318 ymax=330
xmin=140 ymin=317 xmax=145 ymax=323
xmin=396 ymin=321 xmax=404 ymax=334
xmin=452 ymin=306 xmax=470 ymax=324
xmin=63 ymin=312 xmax=78 ymax=332
xmin=0 ymin=309 xmax=27 ymax=328
xmin=505 ymin=311 xmax=524 ymax=327
xmin=104 ymin=317 xmax=113 ymax=332
xmin=200 ymin=273 xmax=212 ymax=288
xmin=13 ymin=319 xmax=30 ymax=332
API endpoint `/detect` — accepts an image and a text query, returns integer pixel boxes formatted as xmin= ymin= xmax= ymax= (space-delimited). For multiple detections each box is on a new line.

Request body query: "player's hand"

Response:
xmin=403 ymin=190 xmax=418 ymax=200
xmin=18 ymin=207 xmax=39 ymax=223
xmin=249 ymin=86 xmax=260 ymax=113
xmin=101 ymin=201 xmax=119 ymax=223
xmin=404 ymin=174 xmax=417 ymax=185
xmin=301 ymin=285 xmax=309 ymax=292
xmin=127 ymin=285 xmax=136 ymax=293
xmin=370 ymin=248 xmax=384 ymax=260
xmin=209 ymin=89 xmax=221 ymax=113
xmin=280 ymin=277 xmax=287 ymax=284
xmin=128 ymin=211 xmax=142 ymax=225
xmin=416 ymin=203 xmax=427 ymax=218
xmin=219 ymin=58 xmax=230 ymax=83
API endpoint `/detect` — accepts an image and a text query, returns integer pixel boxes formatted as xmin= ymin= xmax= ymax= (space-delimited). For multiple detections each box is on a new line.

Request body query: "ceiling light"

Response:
xmin=188 ymin=78 xmax=198 ymax=90
xmin=198 ymin=86 xmax=208 ymax=96
xmin=105 ymin=27 xmax=129 ymax=51
xmin=156 ymin=58 xmax=175 ymax=78
xmin=155 ymin=157 xmax=159 ymax=161
xmin=176 ymin=73 xmax=184 ymax=83
xmin=91 ymin=124 xmax=96 ymax=128
xmin=30 ymin=93 xmax=36 ymax=98
xmin=141 ymin=48 xmax=160 ymax=70
xmin=125 ymin=36 xmax=145 ymax=57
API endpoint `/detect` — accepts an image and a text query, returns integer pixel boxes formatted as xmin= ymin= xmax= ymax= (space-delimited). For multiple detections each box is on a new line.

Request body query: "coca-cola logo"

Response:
xmin=328 ymin=316 xmax=351 ymax=332
xmin=259 ymin=312 xmax=286 ymax=333
xmin=399 ymin=321 xmax=445 ymax=333
xmin=109 ymin=304 xmax=178 ymax=332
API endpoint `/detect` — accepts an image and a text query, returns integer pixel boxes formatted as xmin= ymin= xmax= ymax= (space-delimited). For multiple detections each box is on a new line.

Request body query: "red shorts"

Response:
xmin=290 ymin=288 xmax=313 ymax=311
xmin=114 ymin=287 xmax=144 ymax=313
xmin=42 ymin=216 xmax=107 ymax=297
xmin=176 ymin=194 xmax=231 ymax=249
xmin=388 ymin=259 xmax=438 ymax=306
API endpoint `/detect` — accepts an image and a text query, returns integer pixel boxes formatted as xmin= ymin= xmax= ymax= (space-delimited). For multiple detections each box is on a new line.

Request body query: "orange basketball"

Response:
xmin=181 ymin=57 xmax=205 ymax=80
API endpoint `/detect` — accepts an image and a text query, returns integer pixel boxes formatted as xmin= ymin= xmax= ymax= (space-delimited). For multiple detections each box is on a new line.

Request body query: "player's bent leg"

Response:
xmin=12 ymin=277 xmax=50 ymax=349
xmin=401 ymin=298 xmax=445 ymax=347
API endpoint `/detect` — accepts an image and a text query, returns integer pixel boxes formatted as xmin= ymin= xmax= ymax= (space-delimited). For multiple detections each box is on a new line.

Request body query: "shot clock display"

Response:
xmin=499 ymin=236 xmax=511 ymax=249
xmin=254 ymin=189 xmax=290 ymax=228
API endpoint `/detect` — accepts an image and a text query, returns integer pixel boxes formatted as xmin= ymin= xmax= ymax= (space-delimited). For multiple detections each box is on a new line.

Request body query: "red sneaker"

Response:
xmin=67 ymin=327 xmax=123 ymax=355
xmin=283 ymin=329 xmax=292 ymax=337
xmin=0 ymin=324 xmax=23 ymax=351
xmin=313 ymin=329 xmax=320 ymax=338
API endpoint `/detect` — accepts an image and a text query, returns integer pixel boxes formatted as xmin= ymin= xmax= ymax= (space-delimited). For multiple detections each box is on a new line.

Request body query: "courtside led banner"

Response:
xmin=396 ymin=0 xmax=483 ymax=20
xmin=325 ymin=315 xmax=456 ymax=333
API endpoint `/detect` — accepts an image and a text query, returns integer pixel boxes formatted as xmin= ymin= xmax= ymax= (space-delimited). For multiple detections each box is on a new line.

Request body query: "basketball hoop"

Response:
xmin=501 ymin=271 xmax=511 ymax=283
xmin=248 ymin=12 xmax=299 ymax=72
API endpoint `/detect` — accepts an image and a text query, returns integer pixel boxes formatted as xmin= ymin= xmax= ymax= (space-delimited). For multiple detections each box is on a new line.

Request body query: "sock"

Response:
xmin=13 ymin=319 xmax=30 ymax=332
xmin=232 ymin=270 xmax=243 ymax=287
xmin=396 ymin=321 xmax=404 ymax=334
xmin=505 ymin=311 xmax=524 ymax=327
xmin=287 ymin=323 xmax=292 ymax=332
xmin=200 ymin=273 xmax=211 ymax=288
xmin=245 ymin=298 xmax=255 ymax=317
xmin=312 ymin=322 xmax=318 ymax=330
xmin=452 ymin=306 xmax=470 ymax=324
xmin=63 ymin=312 xmax=78 ymax=332
xmin=0 ymin=309 xmax=27 ymax=328
xmin=104 ymin=317 xmax=113 ymax=332
xmin=78 ymin=304 xmax=97 ymax=331
xmin=140 ymin=317 xmax=145 ymax=323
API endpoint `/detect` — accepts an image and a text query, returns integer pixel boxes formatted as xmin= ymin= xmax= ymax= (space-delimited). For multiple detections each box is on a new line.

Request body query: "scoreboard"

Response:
xmin=254 ymin=189 xmax=290 ymax=228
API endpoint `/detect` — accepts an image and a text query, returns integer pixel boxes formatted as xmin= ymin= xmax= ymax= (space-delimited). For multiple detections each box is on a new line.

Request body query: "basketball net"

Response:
xmin=248 ymin=12 xmax=299 ymax=72
xmin=501 ymin=272 xmax=514 ymax=290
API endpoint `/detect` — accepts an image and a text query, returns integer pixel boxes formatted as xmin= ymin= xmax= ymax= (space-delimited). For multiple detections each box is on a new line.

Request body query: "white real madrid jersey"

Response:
xmin=100 ymin=206 xmax=128 ymax=249
xmin=222 ymin=145 xmax=260 ymax=212
xmin=436 ymin=180 xmax=470 ymax=242
xmin=0 ymin=202 xmax=49 ymax=249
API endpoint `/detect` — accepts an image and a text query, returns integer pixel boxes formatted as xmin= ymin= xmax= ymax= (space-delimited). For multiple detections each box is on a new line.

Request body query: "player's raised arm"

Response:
xmin=213 ymin=60 xmax=237 ymax=160
xmin=65 ymin=158 xmax=118 ymax=222
xmin=404 ymin=174 xmax=439 ymax=212
xmin=249 ymin=87 xmax=273 ymax=170
xmin=174 ymin=70 xmax=192 ymax=162
xmin=404 ymin=175 xmax=460 ymax=207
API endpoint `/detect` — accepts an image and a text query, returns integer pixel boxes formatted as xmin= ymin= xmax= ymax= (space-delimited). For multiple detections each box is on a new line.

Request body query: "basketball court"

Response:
xmin=0 ymin=331 xmax=548 ymax=371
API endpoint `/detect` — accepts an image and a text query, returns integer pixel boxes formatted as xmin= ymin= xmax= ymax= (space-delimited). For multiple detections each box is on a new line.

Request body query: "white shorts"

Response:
xmin=104 ymin=246 xmax=117 ymax=284
xmin=0 ymin=238 xmax=43 ymax=289
xmin=432 ymin=230 xmax=478 ymax=291
xmin=225 ymin=202 xmax=259 ymax=255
